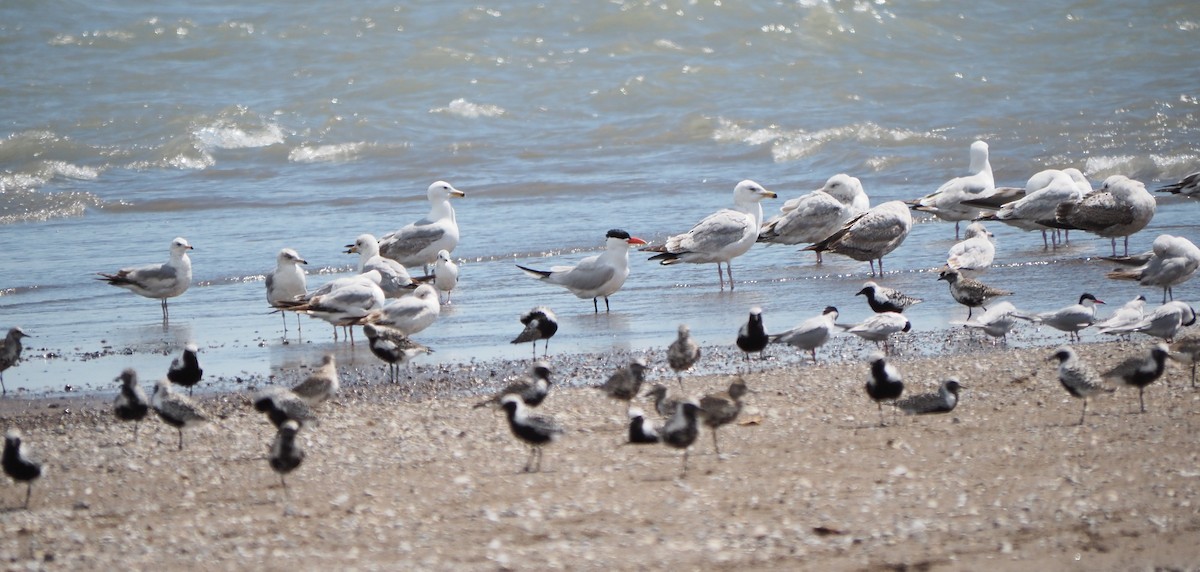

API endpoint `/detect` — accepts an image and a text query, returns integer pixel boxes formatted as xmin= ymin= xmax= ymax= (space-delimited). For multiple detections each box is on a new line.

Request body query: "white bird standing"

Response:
xmin=266 ymin=248 xmax=308 ymax=334
xmin=97 ymin=237 xmax=194 ymax=321
xmin=644 ymin=180 xmax=777 ymax=290
xmin=378 ymin=181 xmax=466 ymax=273
xmin=972 ymin=169 xmax=1085 ymax=248
xmin=432 ymin=249 xmax=459 ymax=304
xmin=946 ymin=221 xmax=995 ymax=274
xmin=804 ymin=201 xmax=913 ymax=276
xmin=346 ymin=234 xmax=414 ymax=298
xmin=1024 ymin=293 xmax=1105 ymax=341
xmin=842 ymin=312 xmax=912 ymax=354
xmin=912 ymin=140 xmax=995 ymax=239
xmin=1045 ymin=175 xmax=1156 ymax=256
xmin=518 ymin=229 xmax=647 ymax=312
xmin=1106 ymin=234 xmax=1200 ymax=303
xmin=757 ymin=174 xmax=869 ymax=262
xmin=359 ymin=284 xmax=441 ymax=336
xmin=954 ymin=300 xmax=1021 ymax=343
xmin=769 ymin=306 xmax=839 ymax=362
xmin=285 ymin=272 xmax=386 ymax=341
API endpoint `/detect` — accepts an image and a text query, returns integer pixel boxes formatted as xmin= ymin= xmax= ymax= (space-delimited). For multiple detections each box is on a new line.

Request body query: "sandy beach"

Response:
xmin=1 ymin=332 xmax=1199 ymax=571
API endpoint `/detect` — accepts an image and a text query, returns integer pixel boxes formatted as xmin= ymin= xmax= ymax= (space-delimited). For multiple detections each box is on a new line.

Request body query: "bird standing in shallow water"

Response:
xmin=167 ymin=343 xmax=203 ymax=395
xmin=1048 ymin=346 xmax=1113 ymax=425
xmin=500 ymin=394 xmax=564 ymax=473
xmin=1102 ymin=343 xmax=1172 ymax=413
xmin=431 ymin=249 xmax=459 ymax=304
xmin=3 ymin=429 xmax=42 ymax=509
xmin=97 ymin=237 xmax=194 ymax=322
xmin=661 ymin=400 xmax=704 ymax=478
xmin=510 ymin=307 xmax=558 ymax=358
xmin=700 ymin=377 xmax=749 ymax=458
xmin=666 ymin=324 xmax=701 ymax=388
xmin=269 ymin=420 xmax=305 ymax=492
xmin=0 ymin=327 xmax=31 ymax=395
xmin=518 ymin=229 xmax=647 ymax=312
xmin=114 ymin=368 xmax=150 ymax=441
xmin=377 ymin=181 xmax=466 ymax=274
xmin=864 ymin=353 xmax=904 ymax=426
xmin=737 ymin=307 xmax=769 ymax=361
xmin=151 ymin=379 xmax=210 ymax=451
xmin=266 ymin=248 xmax=308 ymax=335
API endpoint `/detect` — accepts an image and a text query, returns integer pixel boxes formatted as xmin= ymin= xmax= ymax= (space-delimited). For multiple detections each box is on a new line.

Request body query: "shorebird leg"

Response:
xmin=679 ymin=449 xmax=690 ymax=479
xmin=711 ymin=430 xmax=723 ymax=459
xmin=877 ymin=403 xmax=886 ymax=427
xmin=24 ymin=482 xmax=33 ymax=509
xmin=1191 ymin=361 xmax=1197 ymax=388
xmin=177 ymin=428 xmax=185 ymax=451
xmin=1138 ymin=388 xmax=1146 ymax=413
xmin=1078 ymin=399 xmax=1088 ymax=426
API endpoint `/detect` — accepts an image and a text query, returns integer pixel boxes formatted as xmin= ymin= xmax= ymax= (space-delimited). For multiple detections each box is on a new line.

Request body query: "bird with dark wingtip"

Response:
xmin=661 ymin=400 xmax=704 ymax=478
xmin=895 ymin=379 xmax=962 ymax=416
xmin=253 ymin=387 xmax=318 ymax=429
xmin=1102 ymin=342 xmax=1172 ymax=413
xmin=363 ymin=324 xmax=433 ymax=384
xmin=517 ymin=229 xmax=646 ymax=312
xmin=475 ymin=361 xmax=553 ymax=409
xmin=511 ymin=307 xmax=558 ymax=358
xmin=152 ymin=379 xmax=210 ymax=450
xmin=856 ymin=282 xmax=922 ymax=314
xmin=1048 ymin=346 xmax=1113 ymax=425
xmin=500 ymin=394 xmax=564 ymax=473
xmin=3 ymin=429 xmax=42 ymax=509
xmin=938 ymin=268 xmax=1012 ymax=319
xmin=864 ymin=352 xmax=904 ymax=426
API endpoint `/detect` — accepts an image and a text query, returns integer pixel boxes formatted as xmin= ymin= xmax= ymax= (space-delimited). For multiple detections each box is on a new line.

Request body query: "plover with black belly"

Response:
xmin=938 ymin=268 xmax=1012 ymax=319
xmin=1048 ymin=346 xmax=1114 ymax=425
xmin=596 ymin=358 xmax=648 ymax=415
xmin=895 ymin=379 xmax=962 ymax=416
xmin=627 ymin=407 xmax=661 ymax=444
xmin=736 ymin=307 xmax=769 ymax=361
xmin=666 ymin=324 xmax=701 ymax=388
xmin=1169 ymin=334 xmax=1200 ymax=387
xmin=661 ymin=400 xmax=704 ymax=478
xmin=699 ymin=377 xmax=749 ymax=458
xmin=291 ymin=354 xmax=339 ymax=406
xmin=269 ymin=420 xmax=305 ymax=491
xmin=864 ymin=352 xmax=904 ymax=426
xmin=114 ymin=368 xmax=150 ymax=441
xmin=643 ymin=384 xmax=683 ymax=418
xmin=475 ymin=361 xmax=553 ymax=409
xmin=500 ymin=394 xmax=564 ymax=473
xmin=1102 ymin=343 xmax=1172 ymax=413
xmin=253 ymin=387 xmax=318 ymax=429
xmin=151 ymin=379 xmax=211 ymax=450
xmin=167 ymin=342 xmax=203 ymax=395
xmin=855 ymin=282 xmax=922 ymax=314
xmin=510 ymin=307 xmax=558 ymax=359
xmin=0 ymin=327 xmax=32 ymax=395
xmin=2 ymin=429 xmax=42 ymax=509
xmin=363 ymin=324 xmax=433 ymax=384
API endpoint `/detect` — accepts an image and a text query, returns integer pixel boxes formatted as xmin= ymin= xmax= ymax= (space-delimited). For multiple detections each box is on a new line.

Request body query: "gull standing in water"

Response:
xmin=946 ymin=221 xmax=995 ymax=275
xmin=346 ymin=234 xmax=414 ymax=298
xmin=510 ymin=307 xmax=558 ymax=358
xmin=937 ymin=268 xmax=1012 ymax=319
xmin=1023 ymin=293 xmax=1105 ymax=342
xmin=643 ymin=180 xmax=776 ymax=290
xmin=770 ymin=306 xmax=839 ymax=363
xmin=1102 ymin=343 xmax=1172 ymax=413
xmin=151 ymin=379 xmax=210 ymax=450
xmin=114 ymin=368 xmax=150 ymax=441
xmin=97 ymin=237 xmax=193 ymax=321
xmin=666 ymin=324 xmax=701 ymax=387
xmin=911 ymin=140 xmax=995 ymax=239
xmin=518 ymin=229 xmax=647 ymax=312
xmin=431 ymin=250 xmax=459 ymax=304
xmin=266 ymin=248 xmax=308 ymax=334
xmin=285 ymin=272 xmax=386 ymax=342
xmin=0 ymin=327 xmax=31 ymax=395
xmin=855 ymin=282 xmax=922 ymax=314
xmin=1043 ymin=175 xmax=1156 ymax=256
xmin=378 ymin=181 xmax=466 ymax=274
xmin=363 ymin=324 xmax=432 ymax=383
xmin=804 ymin=201 xmax=913 ymax=276
xmin=1105 ymin=234 xmax=1200 ymax=303
xmin=1048 ymin=346 xmax=1113 ymax=425
xmin=359 ymin=284 xmax=440 ymax=336
xmin=970 ymin=169 xmax=1086 ymax=248
xmin=757 ymin=174 xmax=869 ymax=262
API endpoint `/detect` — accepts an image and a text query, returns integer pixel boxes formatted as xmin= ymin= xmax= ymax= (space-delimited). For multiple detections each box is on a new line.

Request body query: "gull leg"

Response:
xmin=604 ymin=297 xmax=611 ymax=312
xmin=592 ymin=297 xmax=599 ymax=313
xmin=716 ymin=263 xmax=726 ymax=290
xmin=727 ymin=263 xmax=735 ymax=291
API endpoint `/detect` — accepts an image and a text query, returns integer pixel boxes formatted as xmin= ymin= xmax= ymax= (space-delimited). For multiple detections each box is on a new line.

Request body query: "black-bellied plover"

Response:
xmin=291 ymin=354 xmax=339 ymax=406
xmin=167 ymin=342 xmax=203 ymax=395
xmin=475 ymin=361 xmax=553 ymax=409
xmin=667 ymin=324 xmax=701 ymax=388
xmin=2 ymin=429 xmax=42 ymax=509
xmin=266 ymin=247 xmax=308 ymax=334
xmin=804 ymin=200 xmax=914 ymax=276
xmin=1048 ymin=346 xmax=1114 ymax=425
xmin=96 ymin=237 xmax=193 ymax=321
xmin=1170 ymin=335 xmax=1200 ymax=387
xmin=1025 ymin=293 xmax=1104 ymax=341
xmin=938 ymin=268 xmax=1012 ymax=319
xmin=771 ymin=306 xmax=838 ymax=363
xmin=597 ymin=358 xmax=648 ymax=414
xmin=363 ymin=324 xmax=433 ymax=384
xmin=643 ymin=181 xmax=776 ymax=290
xmin=0 ymin=327 xmax=31 ymax=395
xmin=856 ymin=282 xmax=922 ymax=314
xmin=757 ymin=174 xmax=869 ymax=263
xmin=643 ymin=384 xmax=682 ymax=418
xmin=510 ymin=307 xmax=558 ymax=358
xmin=114 ymin=368 xmax=150 ymax=441
xmin=699 ymin=377 xmax=749 ymax=458
xmin=895 ymin=379 xmax=962 ymax=416
xmin=253 ymin=387 xmax=318 ymax=429
xmin=864 ymin=352 xmax=904 ymax=426
xmin=1102 ymin=342 xmax=1172 ymax=413
xmin=843 ymin=312 xmax=912 ymax=355
xmin=269 ymin=420 xmax=305 ymax=491
xmin=661 ymin=400 xmax=704 ymax=478
xmin=911 ymin=140 xmax=994 ymax=240
xmin=151 ymin=379 xmax=210 ymax=450
xmin=378 ymin=181 xmax=467 ymax=274
xmin=627 ymin=407 xmax=660 ymax=444
xmin=736 ymin=307 xmax=769 ymax=361
xmin=500 ymin=394 xmax=564 ymax=473
xmin=519 ymin=229 xmax=648 ymax=312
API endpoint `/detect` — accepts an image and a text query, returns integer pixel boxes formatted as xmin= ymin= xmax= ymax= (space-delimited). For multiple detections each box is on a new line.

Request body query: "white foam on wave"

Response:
xmin=712 ymin=117 xmax=929 ymax=163
xmin=430 ymin=98 xmax=505 ymax=118
xmin=288 ymin=143 xmax=366 ymax=164
xmin=194 ymin=121 xmax=285 ymax=150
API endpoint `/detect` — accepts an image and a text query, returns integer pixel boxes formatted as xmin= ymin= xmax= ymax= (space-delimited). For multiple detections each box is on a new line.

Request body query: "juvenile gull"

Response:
xmin=666 ymin=324 xmax=701 ymax=388
xmin=864 ymin=352 xmax=904 ymax=426
xmin=953 ymin=301 xmax=1021 ymax=343
xmin=518 ymin=229 xmax=647 ymax=312
xmin=842 ymin=312 xmax=912 ymax=355
xmin=500 ymin=394 xmax=564 ymax=473
xmin=269 ymin=420 xmax=305 ymax=491
xmin=2 ymin=429 xmax=42 ymax=509
xmin=1024 ymin=293 xmax=1105 ymax=342
xmin=937 ymin=268 xmax=1012 ymax=319
xmin=1105 ymin=234 xmax=1200 ymax=303
xmin=736 ymin=307 xmax=769 ymax=361
xmin=346 ymin=233 xmax=415 ymax=298
xmin=643 ymin=384 xmax=683 ymax=418
xmin=945 ymin=221 xmax=995 ymax=274
xmin=291 ymin=354 xmax=339 ymax=406
xmin=895 ymin=379 xmax=962 ymax=416
xmin=167 ymin=342 xmax=203 ymax=395
xmin=253 ymin=387 xmax=318 ymax=429
xmin=971 ymin=169 xmax=1086 ymax=248
xmin=266 ymin=248 xmax=308 ymax=334
xmin=97 ymin=237 xmax=193 ymax=321
xmin=151 ymin=379 xmax=210 ymax=450
xmin=363 ymin=324 xmax=433 ymax=384
xmin=596 ymin=358 xmax=648 ymax=414
xmin=770 ymin=306 xmax=839 ymax=362
xmin=757 ymin=174 xmax=869 ymax=262
xmin=627 ymin=407 xmax=661 ymax=444
xmin=1156 ymin=171 xmax=1200 ymax=197
xmin=700 ymin=377 xmax=748 ymax=458
xmin=1093 ymin=295 xmax=1146 ymax=335
xmin=661 ymin=400 xmax=704 ymax=478
xmin=644 ymin=180 xmax=777 ymax=290
xmin=1043 ymin=175 xmax=1156 ymax=256
xmin=803 ymin=200 xmax=913 ymax=276
xmin=911 ymin=140 xmax=996 ymax=239
xmin=0 ymin=327 xmax=31 ymax=395
xmin=378 ymin=181 xmax=466 ymax=273
xmin=475 ymin=361 xmax=552 ymax=409
xmin=855 ymin=282 xmax=922 ymax=314
xmin=431 ymin=249 xmax=459 ymax=304
xmin=1100 ymin=300 xmax=1196 ymax=341
xmin=358 ymin=284 xmax=440 ymax=337
xmin=1102 ymin=343 xmax=1171 ymax=413
xmin=114 ymin=368 xmax=150 ymax=441
xmin=1048 ymin=346 xmax=1114 ymax=425
xmin=285 ymin=272 xmax=386 ymax=341
xmin=510 ymin=307 xmax=558 ymax=358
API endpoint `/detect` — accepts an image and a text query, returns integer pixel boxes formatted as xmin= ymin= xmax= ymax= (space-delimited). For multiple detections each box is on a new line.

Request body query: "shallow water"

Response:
xmin=2 ymin=1 xmax=1199 ymax=394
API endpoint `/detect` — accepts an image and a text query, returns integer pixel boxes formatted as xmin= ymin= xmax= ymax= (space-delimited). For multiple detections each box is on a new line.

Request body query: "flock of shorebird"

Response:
xmin=3 ymin=143 xmax=1200 ymax=506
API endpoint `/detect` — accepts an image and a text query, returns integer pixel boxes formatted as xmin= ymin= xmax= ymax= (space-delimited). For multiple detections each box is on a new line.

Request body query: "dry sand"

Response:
xmin=1 ymin=335 xmax=1199 ymax=570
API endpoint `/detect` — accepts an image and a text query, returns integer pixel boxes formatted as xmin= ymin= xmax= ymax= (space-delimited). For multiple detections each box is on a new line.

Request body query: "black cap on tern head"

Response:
xmin=606 ymin=229 xmax=631 ymax=240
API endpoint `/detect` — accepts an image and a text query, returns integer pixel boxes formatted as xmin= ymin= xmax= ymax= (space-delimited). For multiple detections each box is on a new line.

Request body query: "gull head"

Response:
xmin=428 ymin=181 xmax=466 ymax=201
xmin=733 ymin=180 xmax=777 ymax=203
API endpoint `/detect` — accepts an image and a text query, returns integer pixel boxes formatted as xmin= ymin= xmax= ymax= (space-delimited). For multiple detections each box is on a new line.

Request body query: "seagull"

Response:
xmin=518 ymin=229 xmax=647 ymax=312
xmin=269 ymin=420 xmax=305 ymax=491
xmin=700 ymin=377 xmax=748 ymax=458
xmin=378 ymin=181 xmax=466 ymax=273
xmin=97 ymin=237 xmax=194 ymax=321
xmin=596 ymin=358 xmax=648 ymax=414
xmin=769 ymin=306 xmax=839 ymax=362
xmin=0 ymin=327 xmax=31 ymax=395
xmin=252 ymin=387 xmax=318 ymax=429
xmin=1094 ymin=295 xmax=1146 ymax=336
xmin=1155 ymin=171 xmax=1200 ymax=197
xmin=291 ymin=354 xmax=339 ymax=406
xmin=510 ymin=307 xmax=559 ymax=358
xmin=971 ymin=169 xmax=1086 ymax=248
xmin=167 ymin=343 xmax=203 ymax=395
xmin=499 ymin=394 xmax=564 ymax=473
xmin=1105 ymin=234 xmax=1200 ymax=303
xmin=757 ymin=173 xmax=870 ymax=262
xmin=627 ymin=407 xmax=661 ymax=444
xmin=284 ymin=272 xmax=386 ymax=341
xmin=644 ymin=180 xmax=777 ymax=290
xmin=266 ymin=248 xmax=308 ymax=334
xmin=1048 ymin=346 xmax=1113 ymax=425
xmin=1100 ymin=300 xmax=1197 ymax=341
xmin=661 ymin=400 xmax=704 ymax=478
xmin=1024 ymin=293 xmax=1105 ymax=341
xmin=666 ymin=324 xmax=701 ymax=388
xmin=363 ymin=324 xmax=433 ymax=383
xmin=151 ymin=378 xmax=210 ymax=450
xmin=643 ymin=384 xmax=683 ymax=418
xmin=2 ymin=429 xmax=42 ymax=509
xmin=114 ymin=368 xmax=150 ymax=441
xmin=346 ymin=234 xmax=414 ymax=298
xmin=1102 ymin=343 xmax=1172 ymax=413
xmin=431 ymin=249 xmax=459 ymax=304
xmin=804 ymin=200 xmax=914 ymax=276
xmin=855 ymin=282 xmax=922 ymax=314
xmin=1043 ymin=175 xmax=1156 ymax=256
xmin=946 ymin=221 xmax=995 ymax=274
xmin=475 ymin=361 xmax=553 ymax=409
xmin=864 ymin=352 xmax=904 ymax=426
xmin=953 ymin=301 xmax=1021 ymax=343
xmin=358 ymin=284 xmax=440 ymax=336
xmin=937 ymin=268 xmax=1012 ymax=319
xmin=842 ymin=312 xmax=912 ymax=355
xmin=1169 ymin=335 xmax=1200 ymax=387
xmin=736 ymin=307 xmax=769 ymax=361
xmin=911 ymin=140 xmax=996 ymax=239
xmin=895 ymin=379 xmax=963 ymax=416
